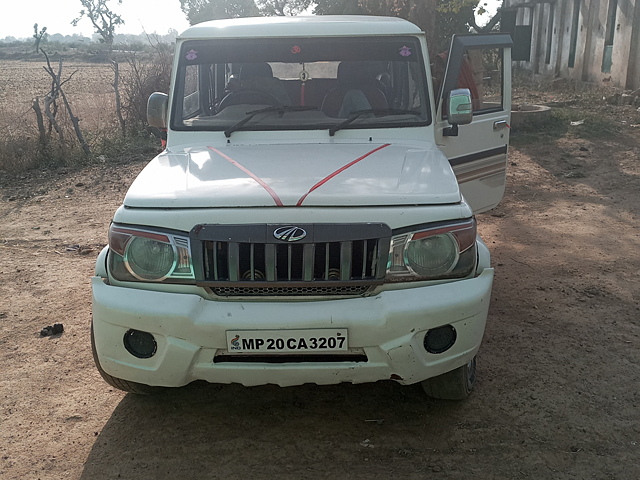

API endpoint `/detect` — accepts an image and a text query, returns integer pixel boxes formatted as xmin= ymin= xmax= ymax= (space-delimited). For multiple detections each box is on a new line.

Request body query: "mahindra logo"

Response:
xmin=273 ymin=226 xmax=307 ymax=242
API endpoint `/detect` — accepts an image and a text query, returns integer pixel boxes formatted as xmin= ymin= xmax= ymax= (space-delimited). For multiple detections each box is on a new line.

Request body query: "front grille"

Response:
xmin=211 ymin=285 xmax=371 ymax=297
xmin=190 ymin=223 xmax=391 ymax=297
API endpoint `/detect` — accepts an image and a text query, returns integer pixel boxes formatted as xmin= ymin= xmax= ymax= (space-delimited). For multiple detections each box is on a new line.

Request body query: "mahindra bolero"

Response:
xmin=91 ymin=16 xmax=512 ymax=399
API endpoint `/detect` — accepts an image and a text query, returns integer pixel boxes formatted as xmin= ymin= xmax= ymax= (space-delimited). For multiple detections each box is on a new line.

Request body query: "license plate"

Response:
xmin=226 ymin=329 xmax=348 ymax=354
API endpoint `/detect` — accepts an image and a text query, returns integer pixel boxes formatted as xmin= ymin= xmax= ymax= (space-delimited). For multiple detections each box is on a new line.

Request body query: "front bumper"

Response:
xmin=91 ymin=269 xmax=494 ymax=388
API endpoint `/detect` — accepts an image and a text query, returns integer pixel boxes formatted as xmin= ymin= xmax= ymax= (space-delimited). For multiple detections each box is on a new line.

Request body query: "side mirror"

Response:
xmin=147 ymin=92 xmax=168 ymax=129
xmin=443 ymin=88 xmax=473 ymax=137
xmin=447 ymin=88 xmax=473 ymax=125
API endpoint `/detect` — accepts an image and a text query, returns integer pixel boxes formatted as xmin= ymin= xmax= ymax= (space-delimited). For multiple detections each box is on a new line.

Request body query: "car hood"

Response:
xmin=123 ymin=142 xmax=461 ymax=208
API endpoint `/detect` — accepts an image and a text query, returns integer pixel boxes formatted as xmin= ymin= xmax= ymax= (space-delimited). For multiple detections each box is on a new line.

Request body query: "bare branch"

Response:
xmin=111 ymin=59 xmax=126 ymax=135
xmin=40 ymin=49 xmax=91 ymax=156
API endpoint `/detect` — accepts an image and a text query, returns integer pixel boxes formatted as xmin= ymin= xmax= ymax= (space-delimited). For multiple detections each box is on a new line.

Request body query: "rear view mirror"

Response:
xmin=447 ymin=88 xmax=473 ymax=126
xmin=147 ymin=92 xmax=169 ymax=129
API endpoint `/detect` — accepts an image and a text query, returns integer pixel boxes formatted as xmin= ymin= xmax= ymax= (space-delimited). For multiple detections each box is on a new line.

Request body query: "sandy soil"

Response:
xmin=1 ymin=107 xmax=639 ymax=479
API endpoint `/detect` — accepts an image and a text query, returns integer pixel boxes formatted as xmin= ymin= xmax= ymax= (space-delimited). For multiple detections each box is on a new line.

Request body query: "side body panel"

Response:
xmin=435 ymin=34 xmax=513 ymax=214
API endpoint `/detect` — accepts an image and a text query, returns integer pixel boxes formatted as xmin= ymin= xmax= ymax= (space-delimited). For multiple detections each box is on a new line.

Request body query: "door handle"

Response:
xmin=493 ymin=120 xmax=510 ymax=130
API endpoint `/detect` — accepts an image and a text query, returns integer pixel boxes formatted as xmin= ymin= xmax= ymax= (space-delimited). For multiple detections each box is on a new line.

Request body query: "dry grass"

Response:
xmin=0 ymin=58 xmax=160 ymax=172
xmin=511 ymin=69 xmax=640 ymax=145
xmin=0 ymin=60 xmax=116 ymax=127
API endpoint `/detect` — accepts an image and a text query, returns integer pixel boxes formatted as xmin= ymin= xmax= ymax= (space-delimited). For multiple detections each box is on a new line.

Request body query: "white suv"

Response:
xmin=91 ymin=15 xmax=513 ymax=399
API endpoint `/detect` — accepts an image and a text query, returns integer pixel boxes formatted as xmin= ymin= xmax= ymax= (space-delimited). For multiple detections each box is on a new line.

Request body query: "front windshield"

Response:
xmin=171 ymin=36 xmax=431 ymax=134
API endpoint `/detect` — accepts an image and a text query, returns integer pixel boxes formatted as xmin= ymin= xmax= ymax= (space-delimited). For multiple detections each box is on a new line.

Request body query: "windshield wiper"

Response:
xmin=328 ymin=108 xmax=422 ymax=136
xmin=224 ymin=106 xmax=318 ymax=138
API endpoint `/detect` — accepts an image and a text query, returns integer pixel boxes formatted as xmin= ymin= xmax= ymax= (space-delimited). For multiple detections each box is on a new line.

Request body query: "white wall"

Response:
xmin=506 ymin=0 xmax=640 ymax=88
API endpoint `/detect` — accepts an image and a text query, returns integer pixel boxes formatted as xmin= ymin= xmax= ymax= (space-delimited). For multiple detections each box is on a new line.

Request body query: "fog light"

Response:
xmin=424 ymin=325 xmax=457 ymax=354
xmin=123 ymin=329 xmax=157 ymax=359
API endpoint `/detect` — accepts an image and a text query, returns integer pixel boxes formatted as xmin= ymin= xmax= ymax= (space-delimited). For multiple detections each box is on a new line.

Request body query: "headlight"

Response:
xmin=386 ymin=219 xmax=477 ymax=282
xmin=125 ymin=236 xmax=175 ymax=280
xmin=405 ymin=233 xmax=458 ymax=276
xmin=108 ymin=225 xmax=195 ymax=283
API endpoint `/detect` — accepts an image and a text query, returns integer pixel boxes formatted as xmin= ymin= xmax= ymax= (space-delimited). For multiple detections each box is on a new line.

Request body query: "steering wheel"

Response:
xmin=217 ymin=89 xmax=281 ymax=111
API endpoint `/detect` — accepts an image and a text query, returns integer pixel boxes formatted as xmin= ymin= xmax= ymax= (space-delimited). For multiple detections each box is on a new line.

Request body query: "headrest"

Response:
xmin=240 ymin=63 xmax=274 ymax=80
xmin=337 ymin=62 xmax=381 ymax=87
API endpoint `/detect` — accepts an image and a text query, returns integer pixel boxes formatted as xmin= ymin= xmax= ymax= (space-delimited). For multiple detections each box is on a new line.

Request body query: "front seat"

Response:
xmin=239 ymin=63 xmax=291 ymax=106
xmin=321 ymin=61 xmax=388 ymax=117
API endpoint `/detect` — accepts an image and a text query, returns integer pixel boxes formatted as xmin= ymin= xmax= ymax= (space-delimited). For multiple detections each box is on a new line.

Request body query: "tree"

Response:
xmin=256 ymin=0 xmax=312 ymax=16
xmin=312 ymin=0 xmax=361 ymax=15
xmin=33 ymin=24 xmax=48 ymax=53
xmin=313 ymin=0 xmax=437 ymax=51
xmin=71 ymin=0 xmax=124 ymax=46
xmin=468 ymin=1 xmax=503 ymax=33
xmin=179 ymin=0 xmax=259 ymax=25
xmin=438 ymin=0 xmax=502 ymax=48
xmin=179 ymin=0 xmax=311 ymax=24
xmin=314 ymin=0 xmax=501 ymax=53
xmin=178 ymin=0 xmax=501 ymax=52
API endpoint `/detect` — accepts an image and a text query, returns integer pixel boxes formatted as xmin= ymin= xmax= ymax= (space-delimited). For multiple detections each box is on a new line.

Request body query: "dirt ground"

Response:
xmin=1 ymin=98 xmax=639 ymax=479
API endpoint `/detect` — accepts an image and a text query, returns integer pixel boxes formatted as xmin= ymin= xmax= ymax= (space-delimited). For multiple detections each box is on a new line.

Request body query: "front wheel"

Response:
xmin=90 ymin=322 xmax=161 ymax=395
xmin=421 ymin=356 xmax=477 ymax=400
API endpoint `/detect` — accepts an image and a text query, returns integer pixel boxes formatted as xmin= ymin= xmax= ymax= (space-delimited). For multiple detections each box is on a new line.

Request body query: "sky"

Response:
xmin=0 ymin=0 xmax=191 ymax=39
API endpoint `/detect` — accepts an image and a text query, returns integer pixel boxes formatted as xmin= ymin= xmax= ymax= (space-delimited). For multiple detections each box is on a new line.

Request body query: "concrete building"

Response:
xmin=501 ymin=0 xmax=640 ymax=89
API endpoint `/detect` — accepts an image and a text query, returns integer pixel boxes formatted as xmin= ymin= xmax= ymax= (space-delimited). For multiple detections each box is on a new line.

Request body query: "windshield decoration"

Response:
xmin=291 ymin=45 xmax=301 ymax=54
xmin=186 ymin=49 xmax=198 ymax=61
xmin=399 ymin=46 xmax=412 ymax=57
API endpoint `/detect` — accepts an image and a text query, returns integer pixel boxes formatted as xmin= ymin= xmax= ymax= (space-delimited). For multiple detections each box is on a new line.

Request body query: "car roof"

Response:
xmin=179 ymin=15 xmax=423 ymax=40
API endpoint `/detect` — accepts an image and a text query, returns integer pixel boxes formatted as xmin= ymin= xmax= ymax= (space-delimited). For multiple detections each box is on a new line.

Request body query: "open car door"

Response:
xmin=435 ymin=34 xmax=513 ymax=214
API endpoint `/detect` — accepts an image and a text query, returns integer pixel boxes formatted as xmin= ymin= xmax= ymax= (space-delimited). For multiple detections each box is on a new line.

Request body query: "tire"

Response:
xmin=90 ymin=322 xmax=161 ymax=395
xmin=421 ymin=356 xmax=477 ymax=400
